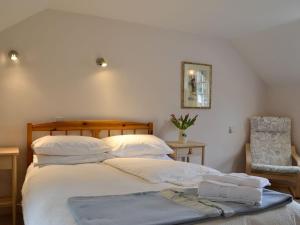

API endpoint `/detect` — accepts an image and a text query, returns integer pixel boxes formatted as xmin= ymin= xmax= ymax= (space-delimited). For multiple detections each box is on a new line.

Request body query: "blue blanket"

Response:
xmin=68 ymin=189 xmax=292 ymax=225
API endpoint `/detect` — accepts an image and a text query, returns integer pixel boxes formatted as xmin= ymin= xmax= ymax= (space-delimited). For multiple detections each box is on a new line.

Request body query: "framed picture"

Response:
xmin=181 ymin=62 xmax=212 ymax=109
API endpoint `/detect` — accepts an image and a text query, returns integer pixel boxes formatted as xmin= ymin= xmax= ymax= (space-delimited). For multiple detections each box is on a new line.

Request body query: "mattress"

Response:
xmin=22 ymin=163 xmax=300 ymax=225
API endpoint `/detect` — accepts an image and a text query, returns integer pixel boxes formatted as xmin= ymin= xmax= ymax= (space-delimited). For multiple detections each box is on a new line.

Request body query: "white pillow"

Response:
xmin=102 ymin=134 xmax=173 ymax=157
xmin=33 ymin=153 xmax=112 ymax=165
xmin=32 ymin=136 xmax=110 ymax=156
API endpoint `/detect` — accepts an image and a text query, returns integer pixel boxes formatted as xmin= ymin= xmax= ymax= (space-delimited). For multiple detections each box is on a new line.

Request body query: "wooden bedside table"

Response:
xmin=0 ymin=147 xmax=19 ymax=225
xmin=166 ymin=141 xmax=205 ymax=165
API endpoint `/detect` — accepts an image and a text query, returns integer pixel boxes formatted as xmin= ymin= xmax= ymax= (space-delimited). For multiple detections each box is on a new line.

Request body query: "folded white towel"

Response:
xmin=202 ymin=173 xmax=270 ymax=188
xmin=198 ymin=180 xmax=262 ymax=205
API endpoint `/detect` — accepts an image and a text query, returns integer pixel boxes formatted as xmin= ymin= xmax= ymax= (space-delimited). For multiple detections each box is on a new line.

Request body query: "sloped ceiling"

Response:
xmin=232 ymin=19 xmax=300 ymax=86
xmin=48 ymin=0 xmax=300 ymax=39
xmin=1 ymin=0 xmax=300 ymax=39
xmin=1 ymin=0 xmax=300 ymax=85
xmin=0 ymin=0 xmax=48 ymax=32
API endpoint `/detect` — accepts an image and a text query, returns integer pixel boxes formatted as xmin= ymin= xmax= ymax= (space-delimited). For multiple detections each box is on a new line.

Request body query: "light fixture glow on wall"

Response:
xmin=96 ymin=57 xmax=108 ymax=67
xmin=188 ymin=69 xmax=195 ymax=75
xmin=8 ymin=50 xmax=19 ymax=61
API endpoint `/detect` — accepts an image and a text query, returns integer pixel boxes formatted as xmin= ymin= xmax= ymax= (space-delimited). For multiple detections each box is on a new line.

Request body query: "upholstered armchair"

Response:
xmin=246 ymin=116 xmax=300 ymax=198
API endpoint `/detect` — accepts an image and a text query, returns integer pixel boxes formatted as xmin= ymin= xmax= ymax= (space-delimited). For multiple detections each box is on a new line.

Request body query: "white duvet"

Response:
xmin=104 ymin=158 xmax=221 ymax=186
xmin=22 ymin=161 xmax=300 ymax=225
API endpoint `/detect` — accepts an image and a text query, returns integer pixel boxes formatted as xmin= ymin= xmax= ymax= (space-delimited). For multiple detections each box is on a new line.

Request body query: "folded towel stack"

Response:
xmin=198 ymin=173 xmax=270 ymax=206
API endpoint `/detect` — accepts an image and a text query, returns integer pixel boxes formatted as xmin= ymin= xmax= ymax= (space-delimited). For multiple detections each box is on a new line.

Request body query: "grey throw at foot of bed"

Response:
xmin=68 ymin=189 xmax=292 ymax=225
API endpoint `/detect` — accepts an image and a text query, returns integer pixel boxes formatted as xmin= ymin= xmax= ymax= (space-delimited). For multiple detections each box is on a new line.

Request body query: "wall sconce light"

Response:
xmin=96 ymin=57 xmax=108 ymax=67
xmin=8 ymin=50 xmax=19 ymax=62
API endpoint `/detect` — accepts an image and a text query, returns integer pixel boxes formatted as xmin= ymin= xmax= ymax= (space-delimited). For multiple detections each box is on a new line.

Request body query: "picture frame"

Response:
xmin=181 ymin=62 xmax=212 ymax=109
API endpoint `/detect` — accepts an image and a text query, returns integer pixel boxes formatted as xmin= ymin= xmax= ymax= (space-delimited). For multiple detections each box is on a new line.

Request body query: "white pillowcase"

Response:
xmin=102 ymin=134 xmax=174 ymax=157
xmin=33 ymin=153 xmax=112 ymax=165
xmin=32 ymin=135 xmax=110 ymax=156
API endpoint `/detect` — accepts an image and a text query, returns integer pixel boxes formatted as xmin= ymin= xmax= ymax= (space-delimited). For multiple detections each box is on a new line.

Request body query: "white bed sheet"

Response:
xmin=22 ymin=163 xmax=300 ymax=225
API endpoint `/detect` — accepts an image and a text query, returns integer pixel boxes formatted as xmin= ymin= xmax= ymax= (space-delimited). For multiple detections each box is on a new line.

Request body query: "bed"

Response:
xmin=22 ymin=120 xmax=300 ymax=225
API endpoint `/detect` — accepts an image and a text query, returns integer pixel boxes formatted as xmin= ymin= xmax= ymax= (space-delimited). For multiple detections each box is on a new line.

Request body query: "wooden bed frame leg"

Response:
xmin=294 ymin=174 xmax=300 ymax=199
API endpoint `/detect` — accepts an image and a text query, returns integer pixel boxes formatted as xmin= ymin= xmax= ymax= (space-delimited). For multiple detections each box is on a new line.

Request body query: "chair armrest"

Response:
xmin=245 ymin=143 xmax=252 ymax=173
xmin=292 ymin=146 xmax=300 ymax=166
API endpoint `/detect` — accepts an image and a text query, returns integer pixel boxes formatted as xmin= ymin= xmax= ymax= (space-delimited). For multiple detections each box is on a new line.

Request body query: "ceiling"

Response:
xmin=48 ymin=0 xmax=300 ymax=39
xmin=2 ymin=0 xmax=300 ymax=39
xmin=232 ymin=19 xmax=300 ymax=86
xmin=1 ymin=0 xmax=300 ymax=85
xmin=0 ymin=0 xmax=47 ymax=33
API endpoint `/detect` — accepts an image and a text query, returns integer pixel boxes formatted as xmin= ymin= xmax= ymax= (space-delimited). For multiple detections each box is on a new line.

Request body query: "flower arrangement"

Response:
xmin=170 ymin=114 xmax=198 ymax=143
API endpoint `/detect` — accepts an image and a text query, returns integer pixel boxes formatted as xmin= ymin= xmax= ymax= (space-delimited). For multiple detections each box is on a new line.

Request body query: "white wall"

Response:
xmin=232 ymin=18 xmax=300 ymax=164
xmin=266 ymin=86 xmax=300 ymax=147
xmin=0 ymin=10 xmax=266 ymax=196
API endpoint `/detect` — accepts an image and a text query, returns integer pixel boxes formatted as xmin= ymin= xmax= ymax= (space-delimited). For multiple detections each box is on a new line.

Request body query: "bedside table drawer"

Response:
xmin=0 ymin=156 xmax=12 ymax=169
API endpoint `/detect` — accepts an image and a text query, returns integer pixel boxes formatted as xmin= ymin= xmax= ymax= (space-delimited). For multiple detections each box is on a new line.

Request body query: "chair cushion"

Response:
xmin=250 ymin=117 xmax=292 ymax=166
xmin=252 ymin=163 xmax=300 ymax=174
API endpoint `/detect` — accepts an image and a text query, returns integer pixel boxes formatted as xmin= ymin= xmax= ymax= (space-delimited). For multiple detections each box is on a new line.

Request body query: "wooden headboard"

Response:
xmin=27 ymin=120 xmax=153 ymax=166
